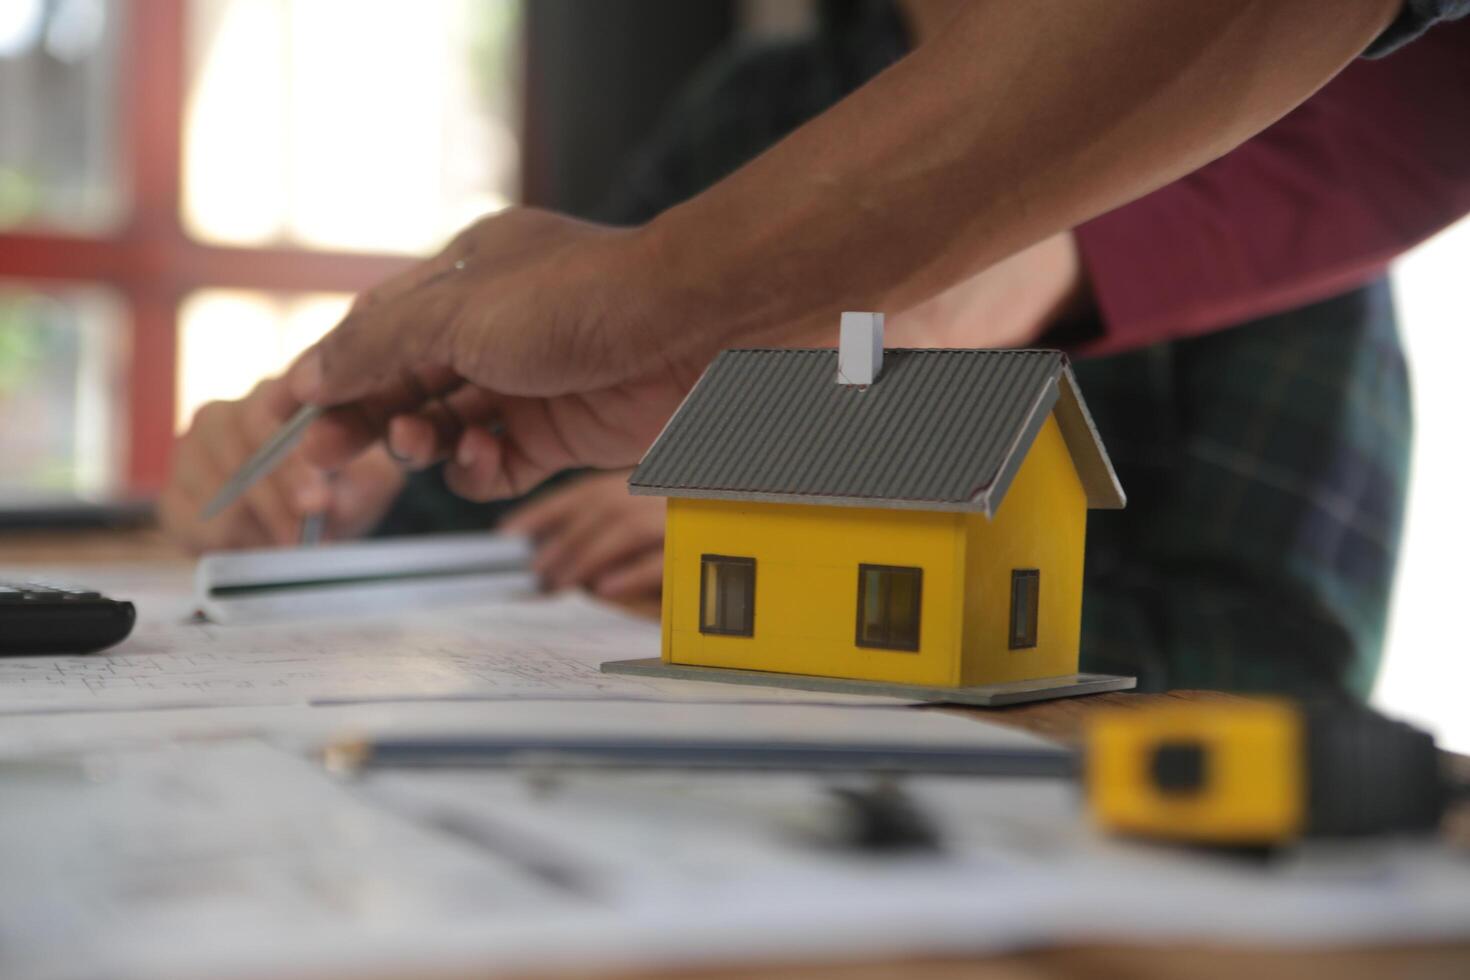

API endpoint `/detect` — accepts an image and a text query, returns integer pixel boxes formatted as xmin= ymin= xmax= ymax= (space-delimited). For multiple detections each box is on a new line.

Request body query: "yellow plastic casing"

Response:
xmin=960 ymin=414 xmax=1087 ymax=685
xmin=659 ymin=413 xmax=1088 ymax=688
xmin=663 ymin=498 xmax=966 ymax=686
xmin=1084 ymin=700 xmax=1306 ymax=845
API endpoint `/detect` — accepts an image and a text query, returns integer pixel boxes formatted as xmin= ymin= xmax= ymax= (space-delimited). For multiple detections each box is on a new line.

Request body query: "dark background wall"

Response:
xmin=522 ymin=0 xmax=738 ymax=217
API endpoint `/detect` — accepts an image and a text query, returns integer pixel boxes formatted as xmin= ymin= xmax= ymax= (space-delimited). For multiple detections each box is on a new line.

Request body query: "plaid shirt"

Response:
xmin=381 ymin=3 xmax=1411 ymax=697
xmin=1370 ymin=0 xmax=1470 ymax=54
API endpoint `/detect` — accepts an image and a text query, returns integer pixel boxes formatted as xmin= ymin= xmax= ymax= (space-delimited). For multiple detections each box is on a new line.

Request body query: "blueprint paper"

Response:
xmin=0 ymin=698 xmax=1057 ymax=759
xmin=0 ymin=740 xmax=584 ymax=980
xmin=0 ymin=565 xmax=905 ymax=714
xmin=1 ymin=562 xmax=1466 ymax=980
xmin=2 ymin=739 xmax=1468 ymax=980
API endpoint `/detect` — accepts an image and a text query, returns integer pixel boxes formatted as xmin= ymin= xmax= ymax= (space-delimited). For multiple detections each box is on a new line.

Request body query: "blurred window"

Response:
xmin=0 ymin=283 xmax=127 ymax=499
xmin=0 ymin=0 xmax=522 ymax=498
xmin=0 ymin=0 xmax=125 ymax=235
xmin=176 ymin=289 xmax=349 ymax=429
xmin=183 ymin=0 xmax=518 ymax=254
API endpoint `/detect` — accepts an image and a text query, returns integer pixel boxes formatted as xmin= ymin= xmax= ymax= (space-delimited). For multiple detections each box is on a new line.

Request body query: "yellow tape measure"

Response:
xmin=1083 ymin=700 xmax=1448 ymax=846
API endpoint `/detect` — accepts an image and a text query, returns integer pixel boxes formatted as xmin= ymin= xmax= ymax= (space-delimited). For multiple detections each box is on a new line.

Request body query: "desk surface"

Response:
xmin=3 ymin=526 xmax=1467 ymax=979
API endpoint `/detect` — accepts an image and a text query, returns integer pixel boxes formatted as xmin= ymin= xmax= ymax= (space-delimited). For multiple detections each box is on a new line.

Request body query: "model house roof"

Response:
xmin=629 ymin=348 xmax=1125 ymax=516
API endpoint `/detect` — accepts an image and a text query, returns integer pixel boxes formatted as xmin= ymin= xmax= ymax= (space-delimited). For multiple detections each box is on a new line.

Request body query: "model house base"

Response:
xmin=601 ymin=658 xmax=1136 ymax=707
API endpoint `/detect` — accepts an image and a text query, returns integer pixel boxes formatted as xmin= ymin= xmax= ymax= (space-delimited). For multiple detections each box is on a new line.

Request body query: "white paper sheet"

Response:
xmin=0 ymin=564 xmax=905 ymax=714
xmin=0 ymin=740 xmax=589 ymax=980
xmin=3 ymin=562 xmax=1466 ymax=980
xmin=0 ymin=697 xmax=1058 ymax=759
xmin=2 ymin=737 xmax=1468 ymax=980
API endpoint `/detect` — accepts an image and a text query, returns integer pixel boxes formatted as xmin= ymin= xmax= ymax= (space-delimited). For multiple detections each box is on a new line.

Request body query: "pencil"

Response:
xmin=322 ymin=735 xmax=1076 ymax=778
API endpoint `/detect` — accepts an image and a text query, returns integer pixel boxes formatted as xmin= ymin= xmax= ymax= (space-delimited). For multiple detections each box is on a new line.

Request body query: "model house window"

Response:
xmin=700 ymin=555 xmax=756 ymax=636
xmin=856 ymin=565 xmax=922 ymax=651
xmin=1009 ymin=569 xmax=1040 ymax=649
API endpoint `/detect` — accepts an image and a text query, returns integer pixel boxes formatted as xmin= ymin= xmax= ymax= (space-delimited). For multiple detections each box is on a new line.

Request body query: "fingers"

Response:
xmin=158 ymin=452 xmax=278 ymax=556
xmin=443 ymin=399 xmax=578 ymax=502
xmin=385 ymin=416 xmax=441 ymax=469
xmin=553 ymin=517 xmax=664 ymax=593
xmin=185 ymin=505 xmax=276 ymax=555
xmin=290 ymin=265 xmax=463 ymax=408
xmin=385 ymin=384 xmax=503 ymax=470
xmin=525 ymin=503 xmax=607 ymax=585
xmin=442 ymin=428 xmax=541 ymax=502
xmin=299 ymin=366 xmax=462 ymax=471
xmin=160 ymin=381 xmax=338 ymax=554
xmin=325 ymin=448 xmax=407 ymax=540
xmin=204 ymin=407 xmax=300 ymax=546
xmin=246 ymin=374 xmax=301 ymax=424
xmin=592 ymin=550 xmax=665 ymax=601
xmin=499 ymin=480 xmax=592 ymax=538
xmin=236 ymin=380 xmax=321 ymax=546
xmin=499 ymin=470 xmax=662 ymax=594
xmin=157 ymin=454 xmax=223 ymax=555
xmin=162 ymin=400 xmax=291 ymax=552
xmin=294 ymin=470 xmax=333 ymax=517
xmin=214 ymin=377 xmax=311 ymax=545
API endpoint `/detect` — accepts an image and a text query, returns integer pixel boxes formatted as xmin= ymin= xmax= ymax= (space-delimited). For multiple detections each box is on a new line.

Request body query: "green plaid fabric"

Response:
xmin=380 ymin=3 xmax=1411 ymax=697
xmin=1074 ymin=285 xmax=1410 ymax=696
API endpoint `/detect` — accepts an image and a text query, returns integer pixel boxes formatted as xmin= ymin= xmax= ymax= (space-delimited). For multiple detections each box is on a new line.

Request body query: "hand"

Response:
xmin=289 ymin=208 xmax=708 ymax=502
xmin=158 ymin=376 xmax=406 ymax=554
xmin=500 ymin=470 xmax=666 ymax=601
xmin=887 ymin=232 xmax=1087 ymax=349
xmin=288 ymin=210 xmax=1084 ymax=512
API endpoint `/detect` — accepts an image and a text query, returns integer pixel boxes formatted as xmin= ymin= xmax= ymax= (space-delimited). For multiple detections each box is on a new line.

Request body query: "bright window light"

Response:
xmin=1375 ymin=215 xmax=1470 ymax=754
xmin=182 ymin=0 xmax=519 ymax=255
xmin=176 ymin=289 xmax=350 ymax=431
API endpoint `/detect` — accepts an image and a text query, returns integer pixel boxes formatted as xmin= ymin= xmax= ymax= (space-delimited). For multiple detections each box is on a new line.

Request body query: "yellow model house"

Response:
xmin=603 ymin=313 xmax=1134 ymax=706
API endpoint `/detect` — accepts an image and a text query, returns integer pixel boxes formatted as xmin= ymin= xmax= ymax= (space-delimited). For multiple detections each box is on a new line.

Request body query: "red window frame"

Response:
xmin=0 ymin=0 xmax=414 ymax=492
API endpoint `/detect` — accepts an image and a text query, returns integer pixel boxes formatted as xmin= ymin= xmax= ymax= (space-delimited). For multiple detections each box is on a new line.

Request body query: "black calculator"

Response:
xmin=0 ymin=582 xmax=136 ymax=655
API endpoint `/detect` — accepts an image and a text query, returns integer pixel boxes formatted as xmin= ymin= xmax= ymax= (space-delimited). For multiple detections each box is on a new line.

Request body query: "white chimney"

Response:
xmin=837 ymin=311 xmax=884 ymax=386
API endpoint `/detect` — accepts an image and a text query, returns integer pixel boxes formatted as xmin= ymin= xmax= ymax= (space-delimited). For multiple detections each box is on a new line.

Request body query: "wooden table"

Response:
xmin=3 ymin=526 xmax=1468 ymax=979
xmin=0 ymin=525 xmax=183 ymax=565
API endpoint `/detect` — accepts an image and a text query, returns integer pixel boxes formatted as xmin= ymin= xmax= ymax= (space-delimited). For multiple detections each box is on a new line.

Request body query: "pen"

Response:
xmin=298 ymin=473 xmax=334 ymax=547
xmin=299 ymin=511 xmax=326 ymax=547
xmin=322 ymin=735 xmax=1076 ymax=778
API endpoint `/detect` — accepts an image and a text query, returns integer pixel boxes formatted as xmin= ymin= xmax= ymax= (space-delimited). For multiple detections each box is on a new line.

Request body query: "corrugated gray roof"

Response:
xmin=629 ymin=348 xmax=1124 ymax=516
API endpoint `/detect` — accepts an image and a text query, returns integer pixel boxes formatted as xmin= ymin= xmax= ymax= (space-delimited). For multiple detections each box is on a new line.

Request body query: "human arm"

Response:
xmin=1073 ymin=15 xmax=1470 ymax=355
xmin=897 ymin=15 xmax=1470 ymax=356
xmin=291 ymin=0 xmax=1401 ymax=497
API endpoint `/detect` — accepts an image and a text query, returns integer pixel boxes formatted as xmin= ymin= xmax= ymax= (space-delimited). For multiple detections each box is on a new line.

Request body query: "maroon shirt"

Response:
xmin=1074 ymin=16 xmax=1470 ymax=356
